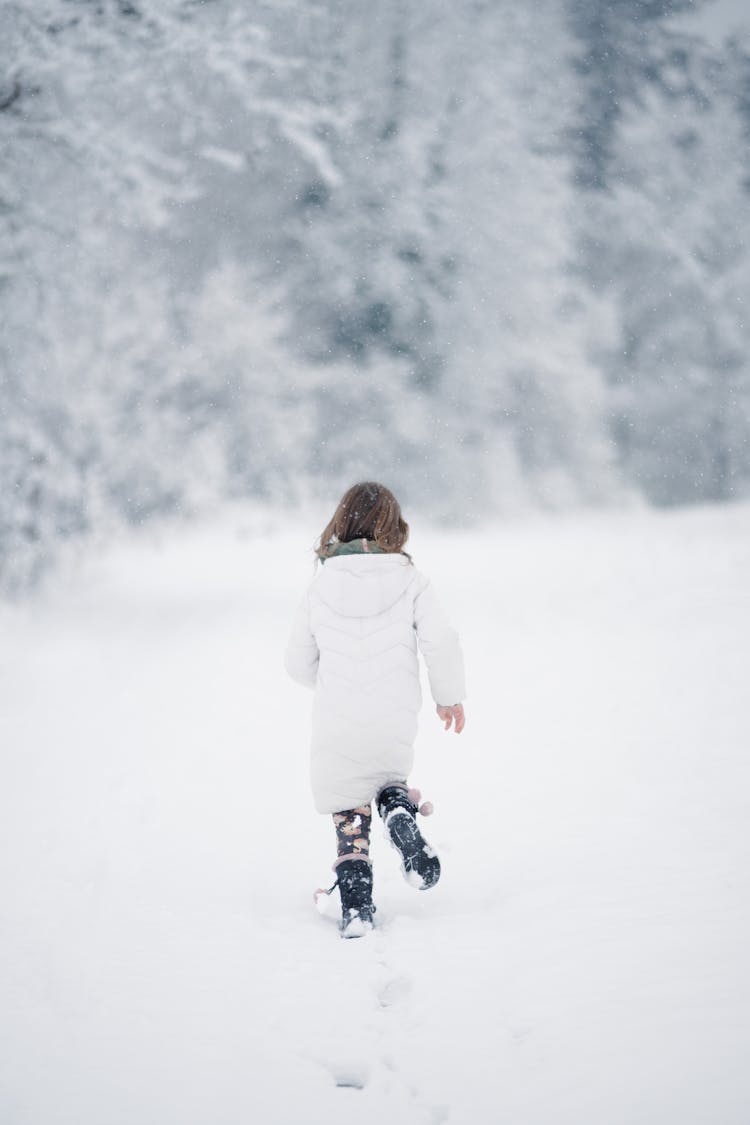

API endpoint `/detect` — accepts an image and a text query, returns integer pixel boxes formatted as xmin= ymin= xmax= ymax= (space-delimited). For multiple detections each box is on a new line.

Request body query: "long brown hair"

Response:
xmin=316 ymin=482 xmax=410 ymax=559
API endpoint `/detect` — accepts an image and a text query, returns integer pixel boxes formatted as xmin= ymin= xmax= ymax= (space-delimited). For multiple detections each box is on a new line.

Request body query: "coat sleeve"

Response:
xmin=284 ymin=590 xmax=319 ymax=689
xmin=413 ymin=573 xmax=466 ymax=706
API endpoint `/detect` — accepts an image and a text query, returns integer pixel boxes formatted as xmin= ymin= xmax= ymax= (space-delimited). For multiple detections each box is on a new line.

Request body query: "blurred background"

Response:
xmin=2 ymin=0 xmax=749 ymax=592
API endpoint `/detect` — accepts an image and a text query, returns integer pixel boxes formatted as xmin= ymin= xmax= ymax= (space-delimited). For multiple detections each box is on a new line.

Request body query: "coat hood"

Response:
xmin=315 ymin=554 xmax=416 ymax=618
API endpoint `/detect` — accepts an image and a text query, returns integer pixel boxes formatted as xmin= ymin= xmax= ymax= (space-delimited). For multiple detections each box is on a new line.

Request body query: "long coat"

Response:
xmin=284 ymin=551 xmax=466 ymax=814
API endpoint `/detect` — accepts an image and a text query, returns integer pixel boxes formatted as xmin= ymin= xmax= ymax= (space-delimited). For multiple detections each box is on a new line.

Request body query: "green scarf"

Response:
xmin=321 ymin=538 xmax=386 ymax=562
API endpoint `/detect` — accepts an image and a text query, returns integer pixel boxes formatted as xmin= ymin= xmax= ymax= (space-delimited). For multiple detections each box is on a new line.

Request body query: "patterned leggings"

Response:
xmin=333 ymin=781 xmax=416 ymax=867
xmin=332 ymin=805 xmax=373 ymax=864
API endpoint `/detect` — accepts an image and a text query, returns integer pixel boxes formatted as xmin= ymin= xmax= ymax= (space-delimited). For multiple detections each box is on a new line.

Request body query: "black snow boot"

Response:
xmin=377 ymin=785 xmax=441 ymax=890
xmin=337 ymin=858 xmax=375 ymax=938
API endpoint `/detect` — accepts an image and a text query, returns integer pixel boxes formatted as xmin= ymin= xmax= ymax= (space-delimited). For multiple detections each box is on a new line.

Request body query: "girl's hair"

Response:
xmin=316 ymin=482 xmax=410 ymax=559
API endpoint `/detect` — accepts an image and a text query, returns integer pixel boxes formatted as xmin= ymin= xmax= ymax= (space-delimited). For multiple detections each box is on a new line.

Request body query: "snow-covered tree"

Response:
xmin=570 ymin=9 xmax=750 ymax=502
xmin=2 ymin=0 xmax=749 ymax=590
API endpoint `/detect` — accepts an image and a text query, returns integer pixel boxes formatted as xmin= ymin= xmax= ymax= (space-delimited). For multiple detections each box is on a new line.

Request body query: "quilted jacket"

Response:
xmin=284 ymin=548 xmax=465 ymax=813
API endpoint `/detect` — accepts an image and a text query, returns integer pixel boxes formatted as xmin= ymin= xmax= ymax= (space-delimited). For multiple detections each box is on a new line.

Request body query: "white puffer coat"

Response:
xmin=284 ymin=552 xmax=465 ymax=814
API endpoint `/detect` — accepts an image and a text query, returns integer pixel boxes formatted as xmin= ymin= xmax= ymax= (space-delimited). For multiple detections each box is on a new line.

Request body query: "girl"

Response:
xmin=284 ymin=482 xmax=466 ymax=937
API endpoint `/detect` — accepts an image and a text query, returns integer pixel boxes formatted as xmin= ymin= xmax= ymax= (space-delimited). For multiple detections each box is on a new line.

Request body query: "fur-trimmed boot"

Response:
xmin=337 ymin=858 xmax=375 ymax=938
xmin=377 ymin=785 xmax=441 ymax=889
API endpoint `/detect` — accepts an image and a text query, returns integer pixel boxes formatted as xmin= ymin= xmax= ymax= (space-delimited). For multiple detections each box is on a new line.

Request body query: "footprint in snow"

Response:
xmin=377 ymin=974 xmax=412 ymax=1008
xmin=331 ymin=1060 xmax=369 ymax=1090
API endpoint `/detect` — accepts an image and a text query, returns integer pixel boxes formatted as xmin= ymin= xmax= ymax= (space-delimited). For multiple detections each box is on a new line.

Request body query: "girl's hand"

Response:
xmin=436 ymin=703 xmax=465 ymax=734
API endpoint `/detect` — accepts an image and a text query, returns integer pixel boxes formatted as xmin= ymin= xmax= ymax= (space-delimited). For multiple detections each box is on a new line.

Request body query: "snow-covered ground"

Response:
xmin=1 ymin=502 xmax=749 ymax=1125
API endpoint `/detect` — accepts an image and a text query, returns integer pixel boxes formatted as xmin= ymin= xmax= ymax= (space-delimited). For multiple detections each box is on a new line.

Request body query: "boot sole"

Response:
xmin=385 ymin=811 xmax=441 ymax=889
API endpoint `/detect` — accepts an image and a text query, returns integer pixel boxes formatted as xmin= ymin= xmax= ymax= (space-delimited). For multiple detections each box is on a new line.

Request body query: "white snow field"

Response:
xmin=1 ymin=502 xmax=749 ymax=1125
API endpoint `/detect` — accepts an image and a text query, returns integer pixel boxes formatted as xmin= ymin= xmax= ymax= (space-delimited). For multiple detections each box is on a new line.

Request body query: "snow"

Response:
xmin=6 ymin=1 xmax=750 ymax=590
xmin=671 ymin=0 xmax=749 ymax=45
xmin=1 ymin=503 xmax=749 ymax=1124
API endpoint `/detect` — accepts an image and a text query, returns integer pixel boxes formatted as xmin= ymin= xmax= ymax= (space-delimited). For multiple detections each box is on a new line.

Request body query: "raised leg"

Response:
xmin=376 ymin=784 xmax=441 ymax=890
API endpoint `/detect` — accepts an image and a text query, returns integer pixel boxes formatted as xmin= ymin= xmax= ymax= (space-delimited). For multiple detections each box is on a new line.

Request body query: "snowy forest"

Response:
xmin=2 ymin=0 xmax=750 ymax=589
